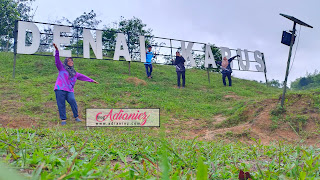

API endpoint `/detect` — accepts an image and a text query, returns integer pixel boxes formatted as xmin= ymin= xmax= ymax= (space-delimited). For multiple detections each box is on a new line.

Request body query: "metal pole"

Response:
xmin=76 ymin=27 xmax=79 ymax=57
xmin=238 ymin=55 xmax=240 ymax=70
xmin=12 ymin=20 xmax=18 ymax=79
xmin=262 ymin=53 xmax=268 ymax=86
xmin=281 ymin=22 xmax=296 ymax=107
xmin=128 ymin=61 xmax=131 ymax=75
xmin=170 ymin=39 xmax=173 ymax=61
xmin=127 ymin=31 xmax=131 ymax=76
xmin=207 ymin=68 xmax=210 ymax=84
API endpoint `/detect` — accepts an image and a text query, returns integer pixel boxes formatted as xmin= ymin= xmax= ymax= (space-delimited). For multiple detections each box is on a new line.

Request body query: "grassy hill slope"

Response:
xmin=0 ymin=52 xmax=278 ymax=131
xmin=1 ymin=52 xmax=320 ymax=179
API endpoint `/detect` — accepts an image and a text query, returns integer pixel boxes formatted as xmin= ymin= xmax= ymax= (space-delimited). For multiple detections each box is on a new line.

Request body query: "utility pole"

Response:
xmin=279 ymin=13 xmax=313 ymax=107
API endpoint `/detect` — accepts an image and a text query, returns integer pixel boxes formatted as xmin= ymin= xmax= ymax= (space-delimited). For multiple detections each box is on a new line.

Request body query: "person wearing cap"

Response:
xmin=215 ymin=55 xmax=240 ymax=86
xmin=145 ymin=45 xmax=154 ymax=79
xmin=171 ymin=51 xmax=186 ymax=88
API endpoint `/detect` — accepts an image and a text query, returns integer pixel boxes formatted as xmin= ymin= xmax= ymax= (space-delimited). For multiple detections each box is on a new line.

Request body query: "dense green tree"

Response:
xmin=103 ymin=17 xmax=153 ymax=59
xmin=101 ymin=28 xmax=117 ymax=58
xmin=61 ymin=10 xmax=101 ymax=39
xmin=291 ymin=70 xmax=320 ymax=90
xmin=0 ymin=0 xmax=35 ymax=51
xmin=193 ymin=44 xmax=221 ymax=71
xmin=55 ymin=10 xmax=102 ymax=55
xmin=268 ymin=79 xmax=283 ymax=88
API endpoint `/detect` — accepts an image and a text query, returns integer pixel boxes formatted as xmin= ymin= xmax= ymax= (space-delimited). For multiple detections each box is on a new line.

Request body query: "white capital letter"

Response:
xmin=17 ymin=21 xmax=40 ymax=54
xmin=83 ymin=29 xmax=103 ymax=59
xmin=254 ymin=50 xmax=265 ymax=72
xmin=113 ymin=33 xmax=131 ymax=61
xmin=237 ymin=49 xmax=250 ymax=71
xmin=53 ymin=25 xmax=71 ymax=57
xmin=139 ymin=36 xmax=146 ymax=63
xmin=204 ymin=44 xmax=217 ymax=68
xmin=220 ymin=47 xmax=233 ymax=68
xmin=181 ymin=41 xmax=196 ymax=67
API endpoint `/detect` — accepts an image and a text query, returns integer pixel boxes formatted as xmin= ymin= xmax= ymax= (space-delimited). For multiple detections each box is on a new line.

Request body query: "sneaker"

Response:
xmin=75 ymin=117 xmax=82 ymax=122
xmin=61 ymin=121 xmax=66 ymax=125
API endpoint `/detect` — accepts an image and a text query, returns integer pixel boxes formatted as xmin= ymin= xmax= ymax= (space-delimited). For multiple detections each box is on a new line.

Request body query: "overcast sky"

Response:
xmin=31 ymin=0 xmax=319 ymax=85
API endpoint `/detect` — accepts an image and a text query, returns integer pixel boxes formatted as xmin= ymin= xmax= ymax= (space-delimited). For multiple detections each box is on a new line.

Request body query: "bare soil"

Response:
xmin=126 ymin=77 xmax=147 ymax=86
xmin=168 ymin=97 xmax=320 ymax=147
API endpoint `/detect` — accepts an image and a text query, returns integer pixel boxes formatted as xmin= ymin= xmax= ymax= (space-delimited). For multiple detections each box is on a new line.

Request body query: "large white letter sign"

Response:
xmin=237 ymin=49 xmax=250 ymax=71
xmin=220 ymin=47 xmax=231 ymax=60
xmin=17 ymin=21 xmax=40 ymax=54
xmin=254 ymin=50 xmax=265 ymax=72
xmin=83 ymin=29 xmax=103 ymax=59
xmin=220 ymin=47 xmax=233 ymax=68
xmin=113 ymin=33 xmax=131 ymax=61
xmin=204 ymin=44 xmax=217 ymax=68
xmin=181 ymin=41 xmax=196 ymax=67
xmin=139 ymin=36 xmax=146 ymax=63
xmin=53 ymin=25 xmax=71 ymax=57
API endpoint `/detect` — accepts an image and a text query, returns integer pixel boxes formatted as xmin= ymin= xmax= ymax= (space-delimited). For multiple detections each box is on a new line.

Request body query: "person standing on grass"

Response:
xmin=145 ymin=45 xmax=155 ymax=79
xmin=172 ymin=51 xmax=186 ymax=88
xmin=215 ymin=55 xmax=240 ymax=87
xmin=53 ymin=43 xmax=99 ymax=125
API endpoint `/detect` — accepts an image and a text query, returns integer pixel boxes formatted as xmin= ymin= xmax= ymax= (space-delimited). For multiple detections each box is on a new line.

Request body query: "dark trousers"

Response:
xmin=55 ymin=90 xmax=78 ymax=120
xmin=177 ymin=71 xmax=185 ymax=87
xmin=222 ymin=72 xmax=232 ymax=86
xmin=145 ymin=64 xmax=152 ymax=77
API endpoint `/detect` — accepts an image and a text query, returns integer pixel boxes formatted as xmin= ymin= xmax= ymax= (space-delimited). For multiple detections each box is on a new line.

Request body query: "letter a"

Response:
xmin=204 ymin=44 xmax=217 ymax=68
xmin=113 ymin=33 xmax=131 ymax=61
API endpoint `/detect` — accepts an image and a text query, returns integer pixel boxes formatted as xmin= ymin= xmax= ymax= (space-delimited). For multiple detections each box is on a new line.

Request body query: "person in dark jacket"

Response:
xmin=172 ymin=51 xmax=186 ymax=88
xmin=215 ymin=55 xmax=240 ymax=86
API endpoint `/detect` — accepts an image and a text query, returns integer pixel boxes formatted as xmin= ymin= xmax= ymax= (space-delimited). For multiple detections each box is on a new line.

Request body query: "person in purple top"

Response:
xmin=53 ymin=43 xmax=99 ymax=125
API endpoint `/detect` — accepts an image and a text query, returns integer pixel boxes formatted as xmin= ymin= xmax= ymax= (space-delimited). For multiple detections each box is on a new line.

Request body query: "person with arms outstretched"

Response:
xmin=53 ymin=43 xmax=99 ymax=125
xmin=215 ymin=55 xmax=240 ymax=86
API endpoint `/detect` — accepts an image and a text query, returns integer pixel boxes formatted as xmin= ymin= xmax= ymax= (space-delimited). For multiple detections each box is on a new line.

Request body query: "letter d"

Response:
xmin=17 ymin=21 xmax=40 ymax=54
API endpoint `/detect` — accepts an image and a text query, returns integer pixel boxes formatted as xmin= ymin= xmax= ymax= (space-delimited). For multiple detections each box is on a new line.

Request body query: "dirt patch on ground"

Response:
xmin=1 ymin=100 xmax=23 ymax=111
xmin=126 ymin=77 xmax=147 ymax=86
xmin=166 ymin=96 xmax=320 ymax=147
xmin=223 ymin=92 xmax=242 ymax=100
xmin=0 ymin=113 xmax=58 ymax=129
xmin=213 ymin=114 xmax=227 ymax=125
xmin=43 ymin=101 xmax=56 ymax=109
xmin=203 ymin=97 xmax=320 ymax=145
xmin=0 ymin=114 xmax=38 ymax=129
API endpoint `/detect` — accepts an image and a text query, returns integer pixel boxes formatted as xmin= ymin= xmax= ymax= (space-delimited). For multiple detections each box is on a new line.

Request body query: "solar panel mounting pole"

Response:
xmin=262 ymin=53 xmax=268 ymax=86
xmin=280 ymin=13 xmax=313 ymax=107
xmin=281 ymin=22 xmax=296 ymax=107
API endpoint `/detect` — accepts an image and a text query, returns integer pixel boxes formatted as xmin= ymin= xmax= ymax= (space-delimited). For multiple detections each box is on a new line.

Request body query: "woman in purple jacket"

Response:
xmin=53 ymin=43 xmax=99 ymax=125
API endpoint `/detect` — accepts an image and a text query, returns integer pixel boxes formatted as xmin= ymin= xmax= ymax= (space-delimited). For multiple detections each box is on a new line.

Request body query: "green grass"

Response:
xmin=0 ymin=52 xmax=279 ymax=124
xmin=1 ymin=128 xmax=320 ymax=179
xmin=1 ymin=52 xmax=320 ymax=179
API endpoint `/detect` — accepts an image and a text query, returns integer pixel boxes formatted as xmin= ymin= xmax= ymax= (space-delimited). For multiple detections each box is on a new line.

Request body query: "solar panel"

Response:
xmin=280 ymin=13 xmax=313 ymax=28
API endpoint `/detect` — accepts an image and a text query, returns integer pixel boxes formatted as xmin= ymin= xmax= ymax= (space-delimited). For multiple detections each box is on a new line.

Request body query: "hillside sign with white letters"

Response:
xmin=15 ymin=21 xmax=266 ymax=72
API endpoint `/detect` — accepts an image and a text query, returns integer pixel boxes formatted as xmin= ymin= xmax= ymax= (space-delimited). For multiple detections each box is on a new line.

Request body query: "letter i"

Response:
xmin=133 ymin=111 xmax=140 ymax=119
